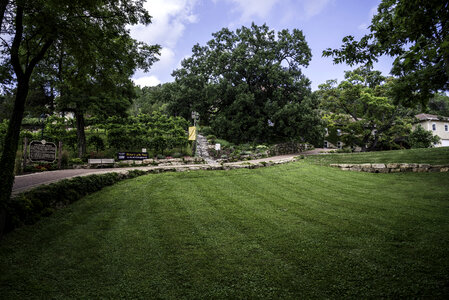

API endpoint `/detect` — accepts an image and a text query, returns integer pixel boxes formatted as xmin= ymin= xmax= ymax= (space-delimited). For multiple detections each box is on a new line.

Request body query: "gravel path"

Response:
xmin=195 ymin=134 xmax=217 ymax=164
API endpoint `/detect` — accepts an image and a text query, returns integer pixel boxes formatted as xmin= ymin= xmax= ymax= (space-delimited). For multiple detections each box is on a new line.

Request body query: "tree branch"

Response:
xmin=10 ymin=4 xmax=24 ymax=80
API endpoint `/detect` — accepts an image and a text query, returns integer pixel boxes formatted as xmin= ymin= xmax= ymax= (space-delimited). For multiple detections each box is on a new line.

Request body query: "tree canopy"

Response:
xmin=172 ymin=23 xmax=323 ymax=144
xmin=317 ymin=67 xmax=414 ymax=151
xmin=0 ymin=0 xmax=160 ymax=236
xmin=323 ymin=0 xmax=449 ymax=106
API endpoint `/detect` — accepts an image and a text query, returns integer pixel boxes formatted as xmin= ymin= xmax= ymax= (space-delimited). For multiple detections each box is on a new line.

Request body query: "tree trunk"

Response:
xmin=75 ymin=110 xmax=86 ymax=158
xmin=0 ymin=80 xmax=29 ymax=238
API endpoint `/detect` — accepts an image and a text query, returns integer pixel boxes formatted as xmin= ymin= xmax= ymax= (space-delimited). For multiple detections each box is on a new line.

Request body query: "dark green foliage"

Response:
xmin=426 ymin=93 xmax=449 ymax=117
xmin=4 ymin=172 xmax=133 ymax=233
xmin=408 ymin=125 xmax=441 ymax=148
xmin=88 ymin=135 xmax=105 ymax=152
xmin=0 ymin=119 xmax=7 ymax=154
xmin=323 ymin=0 xmax=449 ymax=105
xmin=172 ymin=23 xmax=323 ymax=144
xmin=130 ymin=85 xmax=171 ymax=116
xmin=106 ymin=112 xmax=188 ymax=155
xmin=0 ymin=0 xmax=161 ymax=235
xmin=318 ymin=67 xmax=414 ymax=151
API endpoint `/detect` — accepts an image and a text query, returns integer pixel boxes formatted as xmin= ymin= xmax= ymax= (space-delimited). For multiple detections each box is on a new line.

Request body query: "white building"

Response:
xmin=414 ymin=113 xmax=449 ymax=147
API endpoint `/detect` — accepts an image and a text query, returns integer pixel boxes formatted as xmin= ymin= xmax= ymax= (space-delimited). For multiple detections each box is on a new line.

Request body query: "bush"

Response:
xmin=69 ymin=158 xmax=83 ymax=165
xmin=4 ymin=171 xmax=146 ymax=234
xmin=206 ymin=135 xmax=217 ymax=144
xmin=200 ymin=126 xmax=214 ymax=136
xmin=172 ymin=152 xmax=182 ymax=158
xmin=256 ymin=145 xmax=268 ymax=153
xmin=61 ymin=150 xmax=70 ymax=168
xmin=408 ymin=125 xmax=441 ymax=148
xmin=215 ymin=139 xmax=232 ymax=149
xmin=88 ymin=135 xmax=105 ymax=152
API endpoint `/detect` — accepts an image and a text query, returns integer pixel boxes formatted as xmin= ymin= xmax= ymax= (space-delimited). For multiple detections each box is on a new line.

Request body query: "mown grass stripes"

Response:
xmin=1 ymin=162 xmax=448 ymax=298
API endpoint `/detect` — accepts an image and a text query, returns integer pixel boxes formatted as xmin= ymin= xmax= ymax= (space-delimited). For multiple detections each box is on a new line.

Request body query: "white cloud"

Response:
xmin=149 ymin=47 xmax=176 ymax=74
xmin=358 ymin=23 xmax=368 ymax=31
xmin=224 ymin=0 xmax=280 ymax=22
xmin=130 ymin=0 xmax=199 ymax=48
xmin=219 ymin=0 xmax=333 ymax=24
xmin=302 ymin=0 xmax=333 ymax=19
xmin=130 ymin=1 xmax=200 ymax=83
xmin=133 ymin=75 xmax=162 ymax=87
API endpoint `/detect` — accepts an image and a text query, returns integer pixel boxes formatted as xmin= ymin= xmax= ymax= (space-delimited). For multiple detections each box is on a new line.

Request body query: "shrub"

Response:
xmin=215 ymin=139 xmax=232 ymax=149
xmin=88 ymin=135 xmax=105 ymax=152
xmin=4 ymin=172 xmax=141 ymax=234
xmin=256 ymin=145 xmax=268 ymax=153
xmin=200 ymin=126 xmax=214 ymax=136
xmin=69 ymin=158 xmax=83 ymax=165
xmin=408 ymin=125 xmax=441 ymax=148
xmin=61 ymin=150 xmax=70 ymax=168
xmin=206 ymin=135 xmax=217 ymax=144
xmin=172 ymin=152 xmax=182 ymax=158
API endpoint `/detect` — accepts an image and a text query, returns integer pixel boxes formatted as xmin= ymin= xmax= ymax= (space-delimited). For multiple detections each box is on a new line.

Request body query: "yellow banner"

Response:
xmin=188 ymin=126 xmax=197 ymax=141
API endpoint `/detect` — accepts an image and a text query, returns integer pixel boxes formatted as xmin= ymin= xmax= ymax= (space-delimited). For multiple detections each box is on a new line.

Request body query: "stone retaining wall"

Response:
xmin=330 ymin=163 xmax=449 ymax=173
xmin=269 ymin=143 xmax=311 ymax=156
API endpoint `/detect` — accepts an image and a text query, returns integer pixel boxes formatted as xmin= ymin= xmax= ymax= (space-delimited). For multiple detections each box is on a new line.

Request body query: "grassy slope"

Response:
xmin=1 ymin=162 xmax=449 ymax=298
xmin=306 ymin=147 xmax=449 ymax=165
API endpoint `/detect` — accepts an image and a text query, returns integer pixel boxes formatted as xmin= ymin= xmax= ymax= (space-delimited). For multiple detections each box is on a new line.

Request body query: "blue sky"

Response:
xmin=130 ymin=0 xmax=394 ymax=91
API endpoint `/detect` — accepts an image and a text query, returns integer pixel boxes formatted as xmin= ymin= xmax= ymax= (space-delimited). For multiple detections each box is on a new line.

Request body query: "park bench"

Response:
xmin=88 ymin=158 xmax=115 ymax=167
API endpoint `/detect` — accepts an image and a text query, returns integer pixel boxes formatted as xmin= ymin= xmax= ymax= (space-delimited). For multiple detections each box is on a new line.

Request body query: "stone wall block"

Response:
xmin=386 ymin=163 xmax=399 ymax=168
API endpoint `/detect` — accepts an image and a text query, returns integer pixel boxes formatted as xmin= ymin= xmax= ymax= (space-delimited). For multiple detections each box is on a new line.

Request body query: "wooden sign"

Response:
xmin=29 ymin=140 xmax=57 ymax=162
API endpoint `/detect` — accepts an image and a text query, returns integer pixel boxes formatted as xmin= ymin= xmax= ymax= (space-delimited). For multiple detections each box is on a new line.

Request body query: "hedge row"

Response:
xmin=4 ymin=170 xmax=147 ymax=234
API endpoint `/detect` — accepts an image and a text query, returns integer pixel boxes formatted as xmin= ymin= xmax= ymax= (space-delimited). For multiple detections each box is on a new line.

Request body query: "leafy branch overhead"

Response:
xmin=317 ymin=67 xmax=414 ymax=151
xmin=323 ymin=0 xmax=449 ymax=105
xmin=0 ymin=0 xmax=161 ymax=235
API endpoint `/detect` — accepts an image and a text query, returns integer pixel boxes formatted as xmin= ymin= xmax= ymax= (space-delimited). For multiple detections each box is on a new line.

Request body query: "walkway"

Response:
xmin=12 ymin=149 xmax=332 ymax=194
xmin=195 ymin=134 xmax=217 ymax=164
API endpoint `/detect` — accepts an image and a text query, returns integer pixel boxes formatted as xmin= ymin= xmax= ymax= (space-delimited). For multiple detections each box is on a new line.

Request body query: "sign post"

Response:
xmin=191 ymin=111 xmax=199 ymax=156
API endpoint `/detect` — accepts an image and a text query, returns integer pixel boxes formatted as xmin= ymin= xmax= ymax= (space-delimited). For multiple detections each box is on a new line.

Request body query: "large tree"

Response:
xmin=0 ymin=0 xmax=159 ymax=236
xmin=317 ymin=67 xmax=414 ymax=151
xmin=172 ymin=23 xmax=323 ymax=144
xmin=323 ymin=0 xmax=449 ymax=106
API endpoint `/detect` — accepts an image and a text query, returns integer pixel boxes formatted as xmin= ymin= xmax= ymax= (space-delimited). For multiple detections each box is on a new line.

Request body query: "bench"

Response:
xmin=88 ymin=158 xmax=115 ymax=167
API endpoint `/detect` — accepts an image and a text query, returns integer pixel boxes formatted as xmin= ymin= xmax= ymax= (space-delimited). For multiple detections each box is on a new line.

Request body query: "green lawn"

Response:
xmin=307 ymin=147 xmax=449 ymax=165
xmin=1 ymin=162 xmax=449 ymax=298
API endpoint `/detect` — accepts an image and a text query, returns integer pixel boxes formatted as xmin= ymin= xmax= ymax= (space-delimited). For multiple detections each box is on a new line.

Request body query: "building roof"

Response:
xmin=415 ymin=113 xmax=449 ymax=121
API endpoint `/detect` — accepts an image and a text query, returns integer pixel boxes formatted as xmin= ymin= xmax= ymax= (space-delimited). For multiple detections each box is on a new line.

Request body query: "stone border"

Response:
xmin=329 ymin=163 xmax=449 ymax=173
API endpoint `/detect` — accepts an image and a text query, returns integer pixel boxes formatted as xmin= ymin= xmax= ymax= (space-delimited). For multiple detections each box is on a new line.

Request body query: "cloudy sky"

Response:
xmin=130 ymin=0 xmax=394 ymax=91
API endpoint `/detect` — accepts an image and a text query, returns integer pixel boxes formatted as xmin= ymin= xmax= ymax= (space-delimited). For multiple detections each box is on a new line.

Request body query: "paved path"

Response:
xmin=12 ymin=149 xmax=332 ymax=194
